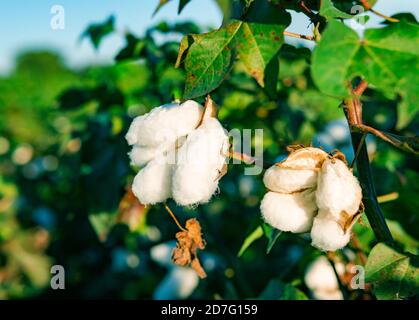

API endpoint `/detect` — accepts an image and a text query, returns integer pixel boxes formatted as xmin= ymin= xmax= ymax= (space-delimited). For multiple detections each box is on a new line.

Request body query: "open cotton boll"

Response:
xmin=125 ymin=100 xmax=203 ymax=147
xmin=304 ymin=256 xmax=344 ymax=300
xmin=316 ymin=158 xmax=362 ymax=218
xmin=128 ymin=141 xmax=176 ymax=167
xmin=132 ymin=152 xmax=173 ymax=205
xmin=263 ymin=147 xmax=328 ymax=193
xmin=263 ymin=165 xmax=319 ymax=193
xmin=172 ymin=118 xmax=228 ymax=206
xmin=260 ymin=190 xmax=318 ymax=233
xmin=310 ymin=215 xmax=351 ymax=251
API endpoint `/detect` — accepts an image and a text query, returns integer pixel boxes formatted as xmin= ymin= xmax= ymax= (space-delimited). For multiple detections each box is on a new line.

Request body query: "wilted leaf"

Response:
xmin=366 ymin=243 xmax=419 ymax=300
xmin=172 ymin=218 xmax=207 ymax=279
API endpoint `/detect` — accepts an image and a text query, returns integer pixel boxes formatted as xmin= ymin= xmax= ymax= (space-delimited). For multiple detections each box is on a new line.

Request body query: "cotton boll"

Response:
xmin=285 ymin=147 xmax=328 ymax=169
xmin=172 ymin=118 xmax=229 ymax=206
xmin=316 ymin=158 xmax=362 ymax=218
xmin=132 ymin=152 xmax=173 ymax=205
xmin=304 ymin=256 xmax=344 ymax=300
xmin=311 ymin=215 xmax=351 ymax=251
xmin=125 ymin=100 xmax=203 ymax=147
xmin=260 ymin=190 xmax=318 ymax=233
xmin=263 ymin=147 xmax=328 ymax=193
xmin=128 ymin=141 xmax=176 ymax=167
xmin=263 ymin=165 xmax=319 ymax=193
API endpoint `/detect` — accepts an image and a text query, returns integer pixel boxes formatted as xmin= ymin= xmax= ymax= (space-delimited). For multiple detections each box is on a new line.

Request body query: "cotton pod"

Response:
xmin=263 ymin=147 xmax=328 ymax=193
xmin=310 ymin=213 xmax=351 ymax=251
xmin=128 ymin=141 xmax=176 ymax=167
xmin=125 ymin=100 xmax=203 ymax=147
xmin=132 ymin=151 xmax=175 ymax=205
xmin=316 ymin=158 xmax=362 ymax=219
xmin=260 ymin=190 xmax=318 ymax=233
xmin=172 ymin=118 xmax=229 ymax=206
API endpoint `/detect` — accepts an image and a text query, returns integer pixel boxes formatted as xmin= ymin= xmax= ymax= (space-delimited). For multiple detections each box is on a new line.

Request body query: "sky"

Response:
xmin=0 ymin=0 xmax=417 ymax=74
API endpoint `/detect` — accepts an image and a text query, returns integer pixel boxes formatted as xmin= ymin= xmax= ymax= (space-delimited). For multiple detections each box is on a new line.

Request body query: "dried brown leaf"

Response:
xmin=172 ymin=218 xmax=207 ymax=279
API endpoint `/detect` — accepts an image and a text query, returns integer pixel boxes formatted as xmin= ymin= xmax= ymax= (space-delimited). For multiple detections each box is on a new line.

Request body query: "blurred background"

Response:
xmin=0 ymin=0 xmax=418 ymax=299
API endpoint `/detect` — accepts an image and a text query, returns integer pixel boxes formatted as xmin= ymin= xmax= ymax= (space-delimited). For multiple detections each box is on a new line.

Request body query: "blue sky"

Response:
xmin=0 ymin=0 xmax=417 ymax=74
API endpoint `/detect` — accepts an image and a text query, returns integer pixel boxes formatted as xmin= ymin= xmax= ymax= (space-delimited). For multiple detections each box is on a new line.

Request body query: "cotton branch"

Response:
xmin=283 ymin=30 xmax=315 ymax=41
xmin=343 ymin=80 xmax=393 ymax=243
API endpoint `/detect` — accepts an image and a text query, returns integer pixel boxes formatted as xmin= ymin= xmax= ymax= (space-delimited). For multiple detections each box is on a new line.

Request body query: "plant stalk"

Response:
xmin=343 ymin=86 xmax=393 ymax=243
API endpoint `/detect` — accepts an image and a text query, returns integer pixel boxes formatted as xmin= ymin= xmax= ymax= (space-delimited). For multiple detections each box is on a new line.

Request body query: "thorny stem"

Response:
xmin=344 ymin=81 xmax=393 ymax=243
xmin=164 ymin=203 xmax=186 ymax=231
xmin=283 ymin=30 xmax=315 ymax=41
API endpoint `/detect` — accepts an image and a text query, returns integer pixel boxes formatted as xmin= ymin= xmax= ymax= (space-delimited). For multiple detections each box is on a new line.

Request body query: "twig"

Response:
xmin=351 ymin=124 xmax=419 ymax=155
xmin=326 ymin=252 xmax=348 ymax=300
xmin=370 ymin=9 xmax=399 ymax=23
xmin=164 ymin=203 xmax=186 ymax=231
xmin=299 ymin=0 xmax=317 ymax=20
xmin=228 ymin=150 xmax=273 ymax=169
xmin=283 ymin=30 xmax=315 ymax=41
xmin=353 ymin=80 xmax=368 ymax=96
xmin=377 ymin=192 xmax=399 ymax=203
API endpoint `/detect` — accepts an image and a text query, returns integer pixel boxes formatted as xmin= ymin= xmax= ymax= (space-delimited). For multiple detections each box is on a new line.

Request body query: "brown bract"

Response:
xmin=172 ymin=218 xmax=207 ymax=279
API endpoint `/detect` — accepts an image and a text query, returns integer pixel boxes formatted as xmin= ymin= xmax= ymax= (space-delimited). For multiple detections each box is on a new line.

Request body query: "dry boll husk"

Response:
xmin=260 ymin=147 xmax=363 ymax=251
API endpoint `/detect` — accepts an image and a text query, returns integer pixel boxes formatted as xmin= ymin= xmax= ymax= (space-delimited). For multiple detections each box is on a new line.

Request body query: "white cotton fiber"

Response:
xmin=132 ymin=152 xmax=173 ymax=205
xmin=172 ymin=118 xmax=229 ymax=206
xmin=260 ymin=190 xmax=318 ymax=233
xmin=304 ymin=256 xmax=343 ymax=300
xmin=125 ymin=100 xmax=203 ymax=147
xmin=263 ymin=165 xmax=318 ymax=193
xmin=128 ymin=141 xmax=176 ymax=167
xmin=310 ymin=214 xmax=351 ymax=251
xmin=316 ymin=158 xmax=362 ymax=218
xmin=263 ymin=148 xmax=328 ymax=193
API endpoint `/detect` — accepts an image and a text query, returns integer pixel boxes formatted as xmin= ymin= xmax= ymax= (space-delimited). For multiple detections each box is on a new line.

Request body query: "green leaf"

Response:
xmin=179 ymin=2 xmax=290 ymax=98
xmin=311 ymin=20 xmax=419 ymax=128
xmin=320 ymin=0 xmax=354 ymax=20
xmin=237 ymin=225 xmax=264 ymax=257
xmin=366 ymin=243 xmax=419 ymax=300
xmin=178 ymin=0 xmax=192 ymax=13
xmin=263 ymin=223 xmax=282 ymax=254
xmin=81 ymin=16 xmax=115 ymax=49
xmin=115 ymin=34 xmax=144 ymax=62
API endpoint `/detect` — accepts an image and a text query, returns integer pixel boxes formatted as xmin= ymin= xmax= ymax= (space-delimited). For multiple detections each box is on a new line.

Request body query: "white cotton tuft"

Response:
xmin=132 ymin=152 xmax=173 ymax=205
xmin=125 ymin=100 xmax=203 ymax=147
xmin=316 ymin=158 xmax=362 ymax=218
xmin=310 ymin=214 xmax=351 ymax=251
xmin=263 ymin=147 xmax=328 ymax=193
xmin=128 ymin=142 xmax=176 ymax=167
xmin=263 ymin=165 xmax=318 ymax=193
xmin=172 ymin=118 xmax=229 ymax=206
xmin=260 ymin=190 xmax=318 ymax=233
xmin=304 ymin=256 xmax=343 ymax=300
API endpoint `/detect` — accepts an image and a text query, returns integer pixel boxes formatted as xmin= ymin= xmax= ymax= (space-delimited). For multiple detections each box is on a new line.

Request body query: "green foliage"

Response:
xmin=177 ymin=0 xmax=290 ymax=98
xmin=366 ymin=243 xmax=419 ymax=299
xmin=312 ymin=20 xmax=419 ymax=128
xmin=81 ymin=16 xmax=115 ymax=49
xmin=1 ymin=0 xmax=418 ymax=300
